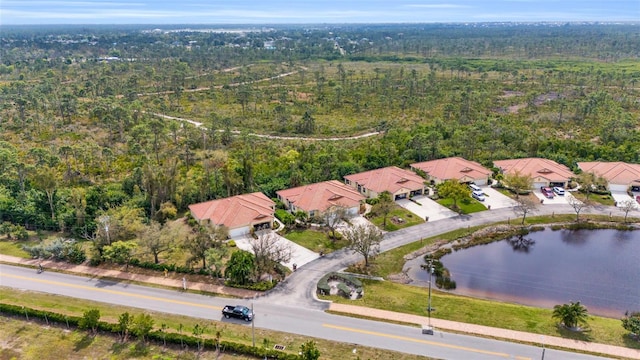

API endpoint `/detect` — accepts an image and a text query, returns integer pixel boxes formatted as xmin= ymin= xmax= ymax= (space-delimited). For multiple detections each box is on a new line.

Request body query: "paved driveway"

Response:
xmin=396 ymin=195 xmax=458 ymax=222
xmin=612 ymin=191 xmax=639 ymax=209
xmin=533 ymin=189 xmax=576 ymax=205
xmin=480 ymin=187 xmax=518 ymax=209
xmin=233 ymin=231 xmax=318 ymax=271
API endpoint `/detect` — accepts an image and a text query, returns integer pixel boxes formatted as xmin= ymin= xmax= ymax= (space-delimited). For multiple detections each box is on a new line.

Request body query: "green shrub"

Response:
xmin=227 ymin=240 xmax=236 ymax=247
xmin=317 ymin=272 xmax=363 ymax=298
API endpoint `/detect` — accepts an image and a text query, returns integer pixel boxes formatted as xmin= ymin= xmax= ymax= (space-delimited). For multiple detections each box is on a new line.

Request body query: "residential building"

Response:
xmin=188 ymin=192 xmax=275 ymax=238
xmin=494 ymin=158 xmax=574 ymax=188
xmin=276 ymin=180 xmax=365 ymax=218
xmin=577 ymin=161 xmax=640 ymax=192
xmin=344 ymin=166 xmax=425 ymax=200
xmin=411 ymin=157 xmax=492 ymax=186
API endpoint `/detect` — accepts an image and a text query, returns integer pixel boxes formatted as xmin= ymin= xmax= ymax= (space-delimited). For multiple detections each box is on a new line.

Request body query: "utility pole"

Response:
xmin=427 ymin=260 xmax=434 ymax=327
xmin=422 ymin=259 xmax=435 ymax=335
xmin=251 ymin=303 xmax=255 ymax=347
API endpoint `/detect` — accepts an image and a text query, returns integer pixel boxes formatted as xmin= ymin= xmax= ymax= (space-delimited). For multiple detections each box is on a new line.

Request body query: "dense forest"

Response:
xmin=1 ymin=23 xmax=639 ymax=243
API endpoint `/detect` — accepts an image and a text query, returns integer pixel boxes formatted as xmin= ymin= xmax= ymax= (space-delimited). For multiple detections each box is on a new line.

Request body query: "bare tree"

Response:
xmin=251 ymin=232 xmax=292 ymax=275
xmin=322 ymin=205 xmax=349 ymax=240
xmin=513 ymin=197 xmax=537 ymax=225
xmin=619 ymin=199 xmax=638 ymax=223
xmin=343 ymin=223 xmax=383 ymax=267
xmin=567 ymin=195 xmax=588 ymax=221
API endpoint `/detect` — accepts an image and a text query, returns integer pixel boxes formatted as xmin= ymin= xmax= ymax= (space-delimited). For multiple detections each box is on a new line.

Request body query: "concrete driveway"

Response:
xmin=612 ymin=191 xmax=639 ymax=209
xmin=396 ymin=195 xmax=458 ymax=222
xmin=533 ymin=188 xmax=576 ymax=205
xmin=233 ymin=231 xmax=318 ymax=271
xmin=336 ymin=215 xmax=374 ymax=234
xmin=479 ymin=187 xmax=518 ymax=209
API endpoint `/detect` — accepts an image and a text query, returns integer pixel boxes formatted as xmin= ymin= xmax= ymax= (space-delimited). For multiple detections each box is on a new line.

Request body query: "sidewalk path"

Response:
xmin=330 ymin=303 xmax=640 ymax=360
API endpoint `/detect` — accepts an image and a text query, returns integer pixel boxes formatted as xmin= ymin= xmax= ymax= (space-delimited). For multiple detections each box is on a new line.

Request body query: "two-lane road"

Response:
xmin=0 ymin=264 xmax=609 ymax=360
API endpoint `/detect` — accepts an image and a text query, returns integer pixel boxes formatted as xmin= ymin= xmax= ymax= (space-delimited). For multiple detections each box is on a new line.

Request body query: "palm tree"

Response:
xmin=553 ymin=301 xmax=589 ymax=330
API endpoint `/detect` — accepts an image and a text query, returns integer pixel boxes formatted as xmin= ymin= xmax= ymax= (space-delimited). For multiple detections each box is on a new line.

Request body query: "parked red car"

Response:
xmin=541 ymin=187 xmax=554 ymax=199
xmin=636 ymin=195 xmax=640 ymax=205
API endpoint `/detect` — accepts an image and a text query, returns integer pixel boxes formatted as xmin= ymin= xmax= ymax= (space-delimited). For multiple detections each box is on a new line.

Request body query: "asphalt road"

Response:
xmin=1 ymin=264 xmax=611 ymax=360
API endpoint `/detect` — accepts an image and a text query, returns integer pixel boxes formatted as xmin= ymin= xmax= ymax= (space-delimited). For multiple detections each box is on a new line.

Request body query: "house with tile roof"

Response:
xmin=577 ymin=161 xmax=640 ymax=192
xmin=493 ymin=158 xmax=574 ymax=188
xmin=344 ymin=166 xmax=426 ymax=200
xmin=411 ymin=157 xmax=492 ymax=186
xmin=188 ymin=192 xmax=275 ymax=238
xmin=276 ymin=180 xmax=366 ymax=218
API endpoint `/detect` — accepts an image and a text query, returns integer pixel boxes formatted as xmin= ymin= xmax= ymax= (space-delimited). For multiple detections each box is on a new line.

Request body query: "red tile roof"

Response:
xmin=411 ymin=157 xmax=491 ymax=182
xmin=344 ymin=166 xmax=425 ymax=194
xmin=188 ymin=192 xmax=274 ymax=230
xmin=577 ymin=161 xmax=640 ymax=186
xmin=494 ymin=158 xmax=574 ymax=182
xmin=276 ymin=180 xmax=365 ymax=213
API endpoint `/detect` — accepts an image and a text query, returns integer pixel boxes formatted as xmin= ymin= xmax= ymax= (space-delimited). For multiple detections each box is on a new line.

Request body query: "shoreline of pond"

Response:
xmin=397 ymin=222 xmax=640 ymax=318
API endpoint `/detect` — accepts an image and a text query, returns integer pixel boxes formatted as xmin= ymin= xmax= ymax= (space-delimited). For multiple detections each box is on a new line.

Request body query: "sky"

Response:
xmin=1 ymin=0 xmax=639 ymax=25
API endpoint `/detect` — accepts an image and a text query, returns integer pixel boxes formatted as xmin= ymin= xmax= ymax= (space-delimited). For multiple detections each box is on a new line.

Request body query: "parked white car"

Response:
xmin=472 ymin=190 xmax=485 ymax=201
xmin=553 ymin=187 xmax=565 ymax=196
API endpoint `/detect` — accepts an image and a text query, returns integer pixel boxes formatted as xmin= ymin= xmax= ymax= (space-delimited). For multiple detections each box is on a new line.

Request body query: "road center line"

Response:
xmin=2 ymin=273 xmax=221 ymax=310
xmin=323 ymin=323 xmax=531 ymax=359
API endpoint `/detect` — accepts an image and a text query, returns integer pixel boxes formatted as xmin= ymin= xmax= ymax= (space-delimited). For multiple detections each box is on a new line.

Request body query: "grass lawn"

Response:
xmin=571 ymin=192 xmax=616 ymax=206
xmin=282 ymin=228 xmax=347 ymax=253
xmin=0 ymin=316 xmax=257 ymax=360
xmin=368 ymin=206 xmax=424 ymax=231
xmin=324 ymin=280 xmax=638 ymax=349
xmin=437 ymin=198 xmax=486 ymax=214
xmin=0 ymin=288 xmax=433 ymax=360
xmin=0 ymin=239 xmax=34 ymax=258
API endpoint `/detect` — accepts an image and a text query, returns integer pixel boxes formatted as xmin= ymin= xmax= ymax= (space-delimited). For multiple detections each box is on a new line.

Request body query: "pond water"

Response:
xmin=414 ymin=228 xmax=640 ymax=317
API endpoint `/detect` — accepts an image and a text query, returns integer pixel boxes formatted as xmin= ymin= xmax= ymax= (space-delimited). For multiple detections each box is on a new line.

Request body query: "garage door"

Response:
xmin=533 ymin=182 xmax=547 ymax=189
xmin=609 ymin=183 xmax=628 ymax=192
xmin=229 ymin=226 xmax=250 ymax=239
xmin=474 ymin=178 xmax=488 ymax=186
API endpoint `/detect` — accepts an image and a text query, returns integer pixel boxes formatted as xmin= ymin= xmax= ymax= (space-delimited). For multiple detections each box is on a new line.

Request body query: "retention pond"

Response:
xmin=411 ymin=228 xmax=640 ymax=317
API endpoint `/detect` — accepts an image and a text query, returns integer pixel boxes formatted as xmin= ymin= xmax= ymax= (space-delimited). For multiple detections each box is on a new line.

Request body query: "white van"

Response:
xmin=469 ymin=183 xmax=481 ymax=192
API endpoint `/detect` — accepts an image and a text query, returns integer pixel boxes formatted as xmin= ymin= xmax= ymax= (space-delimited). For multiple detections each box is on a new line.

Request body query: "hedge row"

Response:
xmin=317 ymin=272 xmax=362 ymax=297
xmin=0 ymin=303 xmax=301 ymax=360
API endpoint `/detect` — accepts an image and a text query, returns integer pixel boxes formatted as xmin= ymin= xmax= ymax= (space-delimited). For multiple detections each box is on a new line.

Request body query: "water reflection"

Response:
xmin=507 ymin=235 xmax=535 ymax=253
xmin=413 ymin=228 xmax=640 ymax=317
xmin=560 ymin=230 xmax=588 ymax=246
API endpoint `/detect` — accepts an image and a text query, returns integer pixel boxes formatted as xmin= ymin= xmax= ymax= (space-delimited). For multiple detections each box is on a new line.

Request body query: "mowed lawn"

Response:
xmin=324 ymin=279 xmax=637 ymax=349
xmin=437 ymin=198 xmax=486 ymax=214
xmin=368 ymin=206 xmax=424 ymax=231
